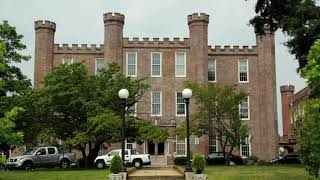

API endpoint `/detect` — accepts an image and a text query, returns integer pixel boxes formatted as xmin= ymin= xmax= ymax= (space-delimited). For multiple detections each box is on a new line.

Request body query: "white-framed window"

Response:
xmin=240 ymin=96 xmax=250 ymax=120
xmin=62 ymin=58 xmax=73 ymax=64
xmin=239 ymin=59 xmax=249 ymax=83
xmin=240 ymin=135 xmax=251 ymax=157
xmin=176 ymin=137 xmax=186 ymax=156
xmin=95 ymin=58 xmax=105 ymax=75
xmin=127 ymin=103 xmax=137 ymax=117
xmin=209 ymin=136 xmax=218 ymax=153
xmin=151 ymin=52 xmax=162 ymax=77
xmin=151 ymin=91 xmax=162 ymax=116
xmin=125 ymin=139 xmax=136 ymax=154
xmin=126 ymin=52 xmax=137 ymax=77
xmin=175 ymin=52 xmax=186 ymax=77
xmin=194 ymin=137 xmax=200 ymax=145
xmin=176 ymin=92 xmax=186 ymax=116
xmin=208 ymin=59 xmax=216 ymax=82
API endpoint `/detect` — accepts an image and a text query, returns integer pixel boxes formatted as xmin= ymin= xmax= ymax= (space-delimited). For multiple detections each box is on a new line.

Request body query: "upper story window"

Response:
xmin=95 ymin=58 xmax=105 ymax=75
xmin=63 ymin=58 xmax=73 ymax=64
xmin=240 ymin=135 xmax=251 ymax=157
xmin=126 ymin=52 xmax=137 ymax=77
xmin=151 ymin=91 xmax=162 ymax=116
xmin=176 ymin=92 xmax=186 ymax=116
xmin=239 ymin=59 xmax=248 ymax=83
xmin=175 ymin=52 xmax=186 ymax=77
xmin=151 ymin=52 xmax=162 ymax=77
xmin=208 ymin=59 xmax=216 ymax=82
xmin=240 ymin=96 xmax=250 ymax=120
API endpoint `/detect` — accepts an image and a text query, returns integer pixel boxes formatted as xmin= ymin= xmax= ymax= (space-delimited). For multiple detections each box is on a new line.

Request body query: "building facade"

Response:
xmin=34 ymin=12 xmax=278 ymax=160
xmin=279 ymin=85 xmax=310 ymax=153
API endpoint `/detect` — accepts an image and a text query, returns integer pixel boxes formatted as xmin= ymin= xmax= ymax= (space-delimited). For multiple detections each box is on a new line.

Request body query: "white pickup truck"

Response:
xmin=94 ymin=149 xmax=151 ymax=169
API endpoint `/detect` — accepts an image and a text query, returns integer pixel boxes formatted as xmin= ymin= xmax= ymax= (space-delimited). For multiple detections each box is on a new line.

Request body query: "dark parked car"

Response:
xmin=270 ymin=152 xmax=301 ymax=164
xmin=206 ymin=152 xmax=243 ymax=165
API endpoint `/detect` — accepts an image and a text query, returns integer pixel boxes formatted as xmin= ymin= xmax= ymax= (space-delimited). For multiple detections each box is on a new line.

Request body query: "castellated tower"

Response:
xmin=280 ymin=85 xmax=295 ymax=137
xmin=255 ymin=25 xmax=278 ymax=160
xmin=103 ymin=13 xmax=125 ymax=71
xmin=188 ymin=13 xmax=209 ymax=82
xmin=34 ymin=20 xmax=56 ymax=87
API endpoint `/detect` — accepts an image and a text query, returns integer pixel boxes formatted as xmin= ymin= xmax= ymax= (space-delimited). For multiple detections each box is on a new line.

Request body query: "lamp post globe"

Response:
xmin=182 ymin=88 xmax=192 ymax=99
xmin=118 ymin=89 xmax=129 ymax=99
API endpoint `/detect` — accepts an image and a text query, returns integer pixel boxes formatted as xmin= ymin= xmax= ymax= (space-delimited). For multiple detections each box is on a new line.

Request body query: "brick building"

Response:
xmin=34 ymin=12 xmax=278 ymax=160
xmin=279 ymin=85 xmax=310 ymax=153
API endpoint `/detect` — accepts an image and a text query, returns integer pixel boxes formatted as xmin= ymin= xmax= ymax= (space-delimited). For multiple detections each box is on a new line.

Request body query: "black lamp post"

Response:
xmin=118 ymin=89 xmax=129 ymax=171
xmin=182 ymin=88 xmax=193 ymax=172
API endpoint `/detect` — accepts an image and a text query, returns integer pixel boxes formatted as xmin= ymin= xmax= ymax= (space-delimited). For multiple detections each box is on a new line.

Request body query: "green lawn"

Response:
xmin=0 ymin=168 xmax=109 ymax=180
xmin=204 ymin=165 xmax=311 ymax=180
xmin=0 ymin=165 xmax=313 ymax=180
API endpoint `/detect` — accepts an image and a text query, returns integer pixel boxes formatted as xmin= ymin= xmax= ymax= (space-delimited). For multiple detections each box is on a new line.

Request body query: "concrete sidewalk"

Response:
xmin=128 ymin=167 xmax=184 ymax=180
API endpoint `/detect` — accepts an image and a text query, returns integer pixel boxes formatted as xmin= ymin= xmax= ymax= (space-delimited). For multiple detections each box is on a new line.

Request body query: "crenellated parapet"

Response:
xmin=103 ymin=12 xmax=125 ymax=24
xmin=187 ymin=13 xmax=209 ymax=25
xmin=34 ymin=20 xmax=56 ymax=31
xmin=208 ymin=45 xmax=258 ymax=55
xmin=53 ymin=44 xmax=104 ymax=54
xmin=280 ymin=85 xmax=295 ymax=93
xmin=123 ymin=37 xmax=190 ymax=48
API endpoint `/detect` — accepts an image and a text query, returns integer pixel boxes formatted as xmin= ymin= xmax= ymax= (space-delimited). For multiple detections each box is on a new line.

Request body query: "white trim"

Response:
xmin=238 ymin=59 xmax=249 ymax=83
xmin=240 ymin=135 xmax=251 ymax=157
xmin=151 ymin=52 xmax=162 ymax=77
xmin=175 ymin=52 xmax=186 ymax=77
xmin=208 ymin=59 xmax=216 ymax=83
xmin=240 ymin=96 xmax=250 ymax=120
xmin=151 ymin=91 xmax=162 ymax=116
xmin=62 ymin=58 xmax=73 ymax=64
xmin=175 ymin=91 xmax=186 ymax=116
xmin=126 ymin=52 xmax=137 ymax=77
xmin=95 ymin=58 xmax=105 ymax=75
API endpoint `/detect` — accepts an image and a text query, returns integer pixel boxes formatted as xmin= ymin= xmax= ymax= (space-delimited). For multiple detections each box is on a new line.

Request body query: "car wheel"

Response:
xmin=133 ymin=160 xmax=142 ymax=168
xmin=23 ymin=161 xmax=34 ymax=170
xmin=95 ymin=160 xmax=106 ymax=169
xmin=59 ymin=159 xmax=70 ymax=168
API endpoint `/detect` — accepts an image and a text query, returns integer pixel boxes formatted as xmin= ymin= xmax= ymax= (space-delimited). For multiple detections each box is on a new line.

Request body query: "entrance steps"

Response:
xmin=150 ymin=155 xmax=167 ymax=167
xmin=128 ymin=167 xmax=184 ymax=180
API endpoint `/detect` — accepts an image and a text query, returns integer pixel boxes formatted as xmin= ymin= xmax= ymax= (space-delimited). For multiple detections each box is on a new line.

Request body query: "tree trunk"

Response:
xmin=85 ymin=142 xmax=102 ymax=168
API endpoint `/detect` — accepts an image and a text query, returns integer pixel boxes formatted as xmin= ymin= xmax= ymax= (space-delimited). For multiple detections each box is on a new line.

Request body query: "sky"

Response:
xmin=0 ymin=0 xmax=307 ymax=135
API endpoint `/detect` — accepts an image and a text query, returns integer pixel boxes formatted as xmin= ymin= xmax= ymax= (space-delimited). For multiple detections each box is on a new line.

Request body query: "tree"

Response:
xmin=0 ymin=21 xmax=31 ymax=156
xmin=179 ymin=82 xmax=249 ymax=165
xmin=298 ymin=99 xmax=320 ymax=178
xmin=249 ymin=0 xmax=320 ymax=72
xmin=296 ymin=39 xmax=320 ymax=178
xmin=0 ymin=107 xmax=24 ymax=157
xmin=20 ymin=62 xmax=168 ymax=167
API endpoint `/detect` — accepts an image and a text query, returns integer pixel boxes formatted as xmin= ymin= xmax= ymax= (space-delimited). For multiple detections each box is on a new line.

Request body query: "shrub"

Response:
xmin=247 ymin=155 xmax=258 ymax=162
xmin=0 ymin=155 xmax=5 ymax=166
xmin=110 ymin=155 xmax=124 ymax=174
xmin=174 ymin=156 xmax=188 ymax=165
xmin=192 ymin=153 xmax=206 ymax=174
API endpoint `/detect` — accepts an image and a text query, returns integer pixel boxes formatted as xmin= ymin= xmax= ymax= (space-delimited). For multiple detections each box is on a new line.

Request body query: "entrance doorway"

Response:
xmin=147 ymin=141 xmax=165 ymax=155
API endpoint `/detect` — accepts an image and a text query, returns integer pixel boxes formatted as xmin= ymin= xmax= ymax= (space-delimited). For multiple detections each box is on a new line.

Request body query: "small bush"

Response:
xmin=247 ymin=155 xmax=258 ymax=162
xmin=174 ymin=156 xmax=188 ymax=165
xmin=192 ymin=153 xmax=206 ymax=174
xmin=0 ymin=155 xmax=6 ymax=166
xmin=110 ymin=155 xmax=124 ymax=174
